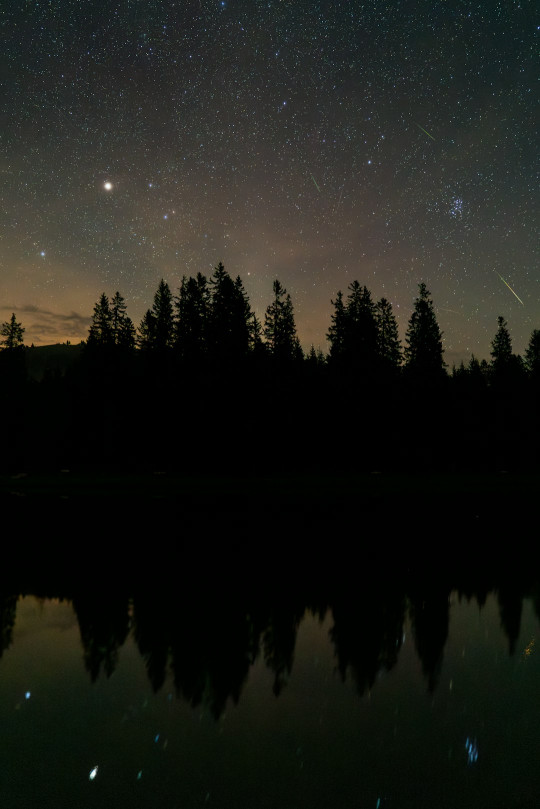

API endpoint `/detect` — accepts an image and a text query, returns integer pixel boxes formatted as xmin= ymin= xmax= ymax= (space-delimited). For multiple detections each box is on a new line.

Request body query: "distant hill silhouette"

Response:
xmin=25 ymin=343 xmax=83 ymax=381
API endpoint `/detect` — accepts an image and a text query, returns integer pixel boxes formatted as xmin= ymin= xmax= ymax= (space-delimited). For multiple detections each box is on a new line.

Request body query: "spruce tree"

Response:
xmin=0 ymin=313 xmax=25 ymax=350
xmin=137 ymin=309 xmax=156 ymax=351
xmin=136 ymin=280 xmax=174 ymax=353
xmin=490 ymin=316 xmax=512 ymax=371
xmin=87 ymin=293 xmax=113 ymax=348
xmin=468 ymin=355 xmax=489 ymax=388
xmin=327 ymin=290 xmax=347 ymax=364
xmin=0 ymin=313 xmax=26 ymax=391
xmin=264 ymin=280 xmax=302 ymax=363
xmin=151 ymin=279 xmax=174 ymax=351
xmin=174 ymin=273 xmax=210 ymax=363
xmin=404 ymin=283 xmax=445 ymax=379
xmin=207 ymin=263 xmax=253 ymax=363
xmin=235 ymin=275 xmax=261 ymax=353
xmin=110 ymin=291 xmax=135 ymax=350
xmin=345 ymin=281 xmax=379 ymax=372
xmin=307 ymin=344 xmax=326 ymax=366
xmin=525 ymin=329 xmax=540 ymax=379
xmin=490 ymin=315 xmax=524 ymax=388
xmin=376 ymin=297 xmax=402 ymax=372
xmin=249 ymin=310 xmax=264 ymax=355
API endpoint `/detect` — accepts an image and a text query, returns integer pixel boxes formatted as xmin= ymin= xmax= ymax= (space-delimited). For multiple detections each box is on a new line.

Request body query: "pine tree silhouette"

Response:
xmin=208 ymin=263 xmax=254 ymax=364
xmin=0 ymin=312 xmax=26 ymax=393
xmin=525 ymin=329 xmax=540 ymax=378
xmin=489 ymin=315 xmax=524 ymax=394
xmin=87 ymin=293 xmax=113 ymax=348
xmin=137 ymin=280 xmax=174 ymax=352
xmin=327 ymin=290 xmax=347 ymax=365
xmin=174 ymin=273 xmax=210 ymax=364
xmin=404 ymin=283 xmax=445 ymax=379
xmin=152 ymin=279 xmax=175 ymax=351
xmin=376 ymin=297 xmax=402 ymax=373
xmin=137 ymin=309 xmax=156 ymax=351
xmin=264 ymin=280 xmax=302 ymax=363
xmin=345 ymin=281 xmax=379 ymax=373
xmin=490 ymin=316 xmax=512 ymax=370
xmin=0 ymin=313 xmax=25 ymax=350
xmin=110 ymin=291 xmax=135 ymax=351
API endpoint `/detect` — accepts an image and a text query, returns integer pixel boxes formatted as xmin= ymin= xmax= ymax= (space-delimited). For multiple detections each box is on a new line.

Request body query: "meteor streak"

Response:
xmin=415 ymin=123 xmax=435 ymax=141
xmin=310 ymin=173 xmax=321 ymax=192
xmin=495 ymin=271 xmax=524 ymax=306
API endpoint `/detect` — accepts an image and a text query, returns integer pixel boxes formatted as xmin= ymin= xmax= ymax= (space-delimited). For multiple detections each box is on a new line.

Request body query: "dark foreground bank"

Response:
xmin=1 ymin=470 xmax=538 ymax=593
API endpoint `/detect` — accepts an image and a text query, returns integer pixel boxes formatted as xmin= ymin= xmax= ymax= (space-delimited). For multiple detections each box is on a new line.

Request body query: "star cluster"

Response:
xmin=3 ymin=0 xmax=537 ymax=362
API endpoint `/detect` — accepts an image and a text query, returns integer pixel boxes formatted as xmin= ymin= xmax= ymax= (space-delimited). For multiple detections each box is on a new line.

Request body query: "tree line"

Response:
xmin=1 ymin=263 xmax=539 ymax=473
xmin=3 ymin=265 xmax=539 ymax=380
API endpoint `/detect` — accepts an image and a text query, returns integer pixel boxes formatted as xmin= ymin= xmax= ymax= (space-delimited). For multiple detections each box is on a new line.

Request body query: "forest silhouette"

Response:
xmin=2 ymin=263 xmax=538 ymax=475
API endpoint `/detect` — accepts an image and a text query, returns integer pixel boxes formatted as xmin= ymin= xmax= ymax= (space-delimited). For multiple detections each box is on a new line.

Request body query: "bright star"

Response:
xmin=103 ymin=181 xmax=113 ymax=191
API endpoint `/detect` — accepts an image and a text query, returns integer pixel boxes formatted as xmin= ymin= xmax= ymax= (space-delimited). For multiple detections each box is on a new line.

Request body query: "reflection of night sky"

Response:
xmin=4 ymin=1 xmax=537 ymax=363
xmin=2 ymin=595 xmax=540 ymax=807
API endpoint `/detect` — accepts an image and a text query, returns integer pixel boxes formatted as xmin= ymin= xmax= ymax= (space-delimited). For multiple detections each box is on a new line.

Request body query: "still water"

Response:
xmin=0 ymin=589 xmax=539 ymax=808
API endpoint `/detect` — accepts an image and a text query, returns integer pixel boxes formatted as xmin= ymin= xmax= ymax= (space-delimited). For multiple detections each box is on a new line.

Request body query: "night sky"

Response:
xmin=3 ymin=0 xmax=537 ymax=365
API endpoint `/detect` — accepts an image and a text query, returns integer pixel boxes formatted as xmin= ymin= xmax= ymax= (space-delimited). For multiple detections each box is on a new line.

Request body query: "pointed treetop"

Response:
xmin=376 ymin=297 xmax=402 ymax=371
xmin=87 ymin=293 xmax=113 ymax=347
xmin=490 ymin=315 xmax=512 ymax=367
xmin=264 ymin=279 xmax=301 ymax=362
xmin=149 ymin=279 xmax=174 ymax=350
xmin=404 ymin=283 xmax=445 ymax=376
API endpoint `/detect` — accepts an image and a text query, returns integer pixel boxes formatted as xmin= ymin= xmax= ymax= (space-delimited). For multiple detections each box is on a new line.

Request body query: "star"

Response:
xmin=3 ymin=0 xmax=535 ymax=362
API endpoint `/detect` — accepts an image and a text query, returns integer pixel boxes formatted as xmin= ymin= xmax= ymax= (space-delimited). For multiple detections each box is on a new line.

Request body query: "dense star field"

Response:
xmin=3 ymin=0 xmax=537 ymax=364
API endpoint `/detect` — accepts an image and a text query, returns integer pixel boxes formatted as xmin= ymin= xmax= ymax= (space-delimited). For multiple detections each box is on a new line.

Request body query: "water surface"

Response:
xmin=0 ymin=590 xmax=539 ymax=808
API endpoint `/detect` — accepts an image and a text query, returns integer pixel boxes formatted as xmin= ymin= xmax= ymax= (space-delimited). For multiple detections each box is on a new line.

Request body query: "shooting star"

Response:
xmin=415 ymin=123 xmax=436 ymax=141
xmin=494 ymin=271 xmax=524 ymax=306
xmin=332 ymin=182 xmax=345 ymax=215
xmin=310 ymin=173 xmax=321 ymax=192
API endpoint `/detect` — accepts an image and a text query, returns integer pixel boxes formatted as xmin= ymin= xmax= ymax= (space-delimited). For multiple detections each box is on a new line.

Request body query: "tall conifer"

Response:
xmin=264 ymin=280 xmax=302 ymax=362
xmin=327 ymin=290 xmax=347 ymax=364
xmin=525 ymin=329 xmax=540 ymax=378
xmin=490 ymin=316 xmax=512 ymax=370
xmin=87 ymin=293 xmax=113 ymax=348
xmin=345 ymin=282 xmax=379 ymax=371
xmin=376 ymin=297 xmax=402 ymax=372
xmin=174 ymin=273 xmax=210 ymax=363
xmin=404 ymin=283 xmax=445 ymax=378
xmin=0 ymin=313 xmax=25 ymax=350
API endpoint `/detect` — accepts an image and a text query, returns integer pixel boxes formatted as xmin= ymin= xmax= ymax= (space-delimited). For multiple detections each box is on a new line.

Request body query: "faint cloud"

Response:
xmin=0 ymin=304 xmax=90 ymax=345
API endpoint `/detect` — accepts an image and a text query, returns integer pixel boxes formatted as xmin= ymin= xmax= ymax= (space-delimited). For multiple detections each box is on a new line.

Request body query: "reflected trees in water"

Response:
xmin=0 ymin=573 xmax=536 ymax=716
xmin=72 ymin=593 xmax=130 ymax=682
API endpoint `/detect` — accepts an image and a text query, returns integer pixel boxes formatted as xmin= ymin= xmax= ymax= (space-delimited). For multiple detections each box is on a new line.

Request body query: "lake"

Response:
xmin=0 ymin=582 xmax=539 ymax=808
